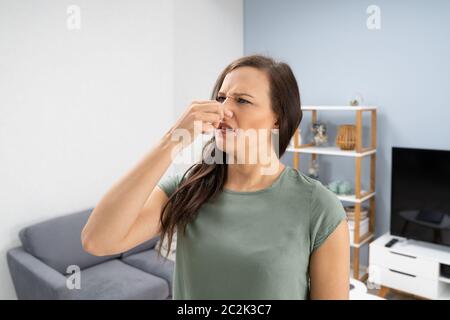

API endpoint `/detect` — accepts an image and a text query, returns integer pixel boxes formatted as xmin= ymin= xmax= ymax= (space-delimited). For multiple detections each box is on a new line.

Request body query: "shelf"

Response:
xmin=302 ymin=105 xmax=377 ymax=111
xmin=337 ymin=191 xmax=376 ymax=203
xmin=350 ymin=232 xmax=374 ymax=248
xmin=292 ymin=103 xmax=377 ymax=284
xmin=287 ymin=146 xmax=376 ymax=157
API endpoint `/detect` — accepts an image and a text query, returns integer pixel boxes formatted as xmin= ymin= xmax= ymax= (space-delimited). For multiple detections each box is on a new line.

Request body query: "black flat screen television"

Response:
xmin=390 ymin=147 xmax=450 ymax=247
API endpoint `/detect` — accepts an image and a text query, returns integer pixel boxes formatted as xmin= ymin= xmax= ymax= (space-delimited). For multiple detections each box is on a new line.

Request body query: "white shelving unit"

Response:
xmin=336 ymin=191 xmax=376 ymax=204
xmin=301 ymin=105 xmax=377 ymax=111
xmin=289 ymin=105 xmax=377 ymax=281
xmin=286 ymin=146 xmax=376 ymax=157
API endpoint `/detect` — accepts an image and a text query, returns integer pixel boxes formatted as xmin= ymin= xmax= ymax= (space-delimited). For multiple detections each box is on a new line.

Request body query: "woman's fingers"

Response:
xmin=173 ymin=99 xmax=235 ymax=138
xmin=201 ymin=122 xmax=215 ymax=134
xmin=192 ymin=103 xmax=224 ymax=120
xmin=192 ymin=102 xmax=233 ymax=119
xmin=191 ymin=99 xmax=215 ymax=104
xmin=195 ymin=111 xmax=221 ymax=125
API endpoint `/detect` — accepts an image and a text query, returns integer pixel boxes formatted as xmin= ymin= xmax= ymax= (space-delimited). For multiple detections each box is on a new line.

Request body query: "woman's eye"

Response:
xmin=216 ymin=96 xmax=250 ymax=104
xmin=237 ymin=98 xmax=250 ymax=104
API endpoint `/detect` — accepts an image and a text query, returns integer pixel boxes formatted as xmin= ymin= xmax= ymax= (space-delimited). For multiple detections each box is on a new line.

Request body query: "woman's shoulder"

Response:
xmin=284 ymin=166 xmax=344 ymax=209
xmin=284 ymin=166 xmax=340 ymax=197
xmin=283 ymin=166 xmax=347 ymax=252
xmin=283 ymin=166 xmax=322 ymax=191
xmin=157 ymin=168 xmax=187 ymax=198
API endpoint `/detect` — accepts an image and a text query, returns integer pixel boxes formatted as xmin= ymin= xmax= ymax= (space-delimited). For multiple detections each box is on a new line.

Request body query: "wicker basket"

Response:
xmin=336 ymin=124 xmax=356 ymax=150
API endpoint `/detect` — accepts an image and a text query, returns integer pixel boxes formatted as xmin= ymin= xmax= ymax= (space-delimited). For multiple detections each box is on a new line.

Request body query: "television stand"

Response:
xmin=368 ymin=233 xmax=450 ymax=299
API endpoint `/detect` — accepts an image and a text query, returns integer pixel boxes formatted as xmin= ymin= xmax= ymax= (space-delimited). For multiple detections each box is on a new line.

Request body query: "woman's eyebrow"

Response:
xmin=218 ymin=91 xmax=254 ymax=98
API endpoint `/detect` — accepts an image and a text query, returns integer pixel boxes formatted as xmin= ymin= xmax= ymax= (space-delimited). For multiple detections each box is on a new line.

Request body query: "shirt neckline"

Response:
xmin=222 ymin=165 xmax=289 ymax=195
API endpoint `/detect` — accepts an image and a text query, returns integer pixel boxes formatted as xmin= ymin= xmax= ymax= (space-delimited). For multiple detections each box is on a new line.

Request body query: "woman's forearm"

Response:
xmin=81 ymin=128 xmax=181 ymax=249
xmin=81 ymin=99 xmax=226 ymax=253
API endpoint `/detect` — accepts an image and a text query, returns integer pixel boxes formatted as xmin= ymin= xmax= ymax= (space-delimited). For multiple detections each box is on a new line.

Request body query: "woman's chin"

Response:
xmin=214 ymin=134 xmax=236 ymax=155
xmin=214 ymin=140 xmax=232 ymax=154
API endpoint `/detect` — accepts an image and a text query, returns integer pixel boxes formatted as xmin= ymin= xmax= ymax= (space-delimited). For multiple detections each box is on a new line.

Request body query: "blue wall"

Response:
xmin=244 ymin=0 xmax=450 ymax=237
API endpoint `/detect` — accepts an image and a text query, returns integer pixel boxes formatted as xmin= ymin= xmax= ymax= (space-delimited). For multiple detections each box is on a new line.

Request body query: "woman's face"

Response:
xmin=214 ymin=66 xmax=278 ymax=163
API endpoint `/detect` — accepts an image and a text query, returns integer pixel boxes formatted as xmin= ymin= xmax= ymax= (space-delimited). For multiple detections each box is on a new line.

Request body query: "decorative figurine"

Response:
xmin=338 ymin=181 xmax=353 ymax=195
xmin=327 ymin=180 xmax=354 ymax=195
xmin=308 ymin=159 xmax=319 ymax=179
xmin=349 ymin=92 xmax=365 ymax=107
xmin=311 ymin=122 xmax=328 ymax=146
xmin=327 ymin=180 xmax=341 ymax=194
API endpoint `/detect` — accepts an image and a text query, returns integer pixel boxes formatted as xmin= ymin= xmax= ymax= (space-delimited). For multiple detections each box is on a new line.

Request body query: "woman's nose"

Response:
xmin=222 ymin=97 xmax=235 ymax=118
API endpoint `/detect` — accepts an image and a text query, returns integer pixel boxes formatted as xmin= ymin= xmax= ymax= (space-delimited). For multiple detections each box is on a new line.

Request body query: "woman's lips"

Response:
xmin=218 ymin=122 xmax=235 ymax=131
xmin=218 ymin=121 xmax=234 ymax=130
xmin=216 ymin=121 xmax=238 ymax=136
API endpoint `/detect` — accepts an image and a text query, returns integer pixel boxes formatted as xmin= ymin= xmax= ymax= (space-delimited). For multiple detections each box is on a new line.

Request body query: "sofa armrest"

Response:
xmin=7 ymin=246 xmax=67 ymax=299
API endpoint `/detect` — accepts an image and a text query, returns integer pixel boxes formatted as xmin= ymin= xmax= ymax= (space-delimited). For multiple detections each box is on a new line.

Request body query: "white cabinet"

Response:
xmin=369 ymin=233 xmax=450 ymax=299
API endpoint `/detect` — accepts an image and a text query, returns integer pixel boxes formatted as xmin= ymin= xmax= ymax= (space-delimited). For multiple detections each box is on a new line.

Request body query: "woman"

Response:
xmin=81 ymin=54 xmax=350 ymax=300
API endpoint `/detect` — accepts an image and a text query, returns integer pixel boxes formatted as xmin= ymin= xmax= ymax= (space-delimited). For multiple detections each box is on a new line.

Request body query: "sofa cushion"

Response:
xmin=59 ymin=259 xmax=169 ymax=299
xmin=121 ymin=235 xmax=160 ymax=258
xmin=121 ymin=249 xmax=174 ymax=295
xmin=19 ymin=208 xmax=120 ymax=274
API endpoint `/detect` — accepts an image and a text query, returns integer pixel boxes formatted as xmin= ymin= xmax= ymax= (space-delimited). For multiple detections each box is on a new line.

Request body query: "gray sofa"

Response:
xmin=6 ymin=208 xmax=174 ymax=300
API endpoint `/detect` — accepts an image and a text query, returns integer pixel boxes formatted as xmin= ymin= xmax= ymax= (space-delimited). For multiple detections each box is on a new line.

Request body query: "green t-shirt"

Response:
xmin=157 ymin=165 xmax=346 ymax=299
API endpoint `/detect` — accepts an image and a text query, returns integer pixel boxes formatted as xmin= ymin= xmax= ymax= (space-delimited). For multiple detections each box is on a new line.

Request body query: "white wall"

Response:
xmin=0 ymin=0 xmax=243 ymax=299
xmin=174 ymin=0 xmax=243 ymax=115
xmin=172 ymin=0 xmax=243 ymax=173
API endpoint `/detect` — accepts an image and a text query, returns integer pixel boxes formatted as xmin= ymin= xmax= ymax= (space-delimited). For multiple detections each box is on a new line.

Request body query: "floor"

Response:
xmin=367 ymin=287 xmax=427 ymax=300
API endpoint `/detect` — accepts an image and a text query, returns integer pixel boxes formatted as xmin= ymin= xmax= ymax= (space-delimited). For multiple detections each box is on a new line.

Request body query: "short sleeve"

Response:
xmin=157 ymin=171 xmax=184 ymax=198
xmin=310 ymin=181 xmax=347 ymax=252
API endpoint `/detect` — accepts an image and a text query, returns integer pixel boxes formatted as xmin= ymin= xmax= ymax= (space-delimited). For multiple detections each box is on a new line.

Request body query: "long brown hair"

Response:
xmin=157 ymin=54 xmax=302 ymax=258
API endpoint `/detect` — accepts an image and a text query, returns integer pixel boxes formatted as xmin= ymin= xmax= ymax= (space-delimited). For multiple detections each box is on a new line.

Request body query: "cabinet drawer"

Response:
xmin=370 ymin=246 xmax=439 ymax=279
xmin=377 ymin=266 xmax=438 ymax=299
